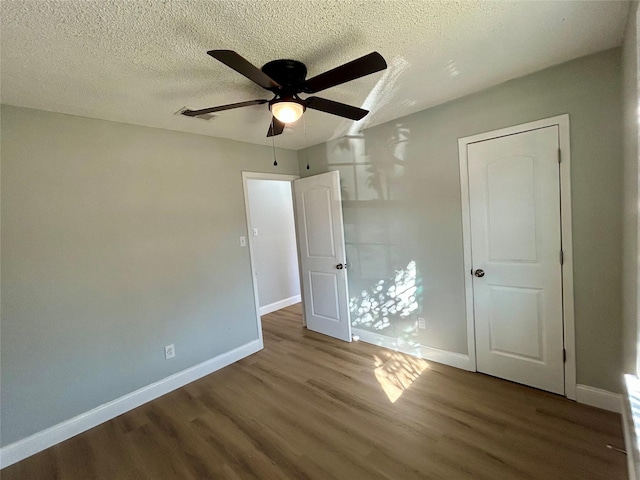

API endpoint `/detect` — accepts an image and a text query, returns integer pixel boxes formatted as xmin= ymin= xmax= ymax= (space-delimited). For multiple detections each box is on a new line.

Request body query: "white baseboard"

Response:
xmin=352 ymin=328 xmax=474 ymax=371
xmin=417 ymin=343 xmax=474 ymax=371
xmin=0 ymin=339 xmax=263 ymax=469
xmin=260 ymin=294 xmax=301 ymax=316
xmin=576 ymin=384 xmax=622 ymax=413
xmin=622 ymin=375 xmax=640 ymax=480
xmin=353 ymin=330 xmax=621 ymax=411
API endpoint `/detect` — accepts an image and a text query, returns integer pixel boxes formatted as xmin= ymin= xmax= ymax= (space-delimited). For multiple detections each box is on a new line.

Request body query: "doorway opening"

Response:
xmin=243 ymin=170 xmax=353 ymax=343
xmin=242 ymin=172 xmax=303 ymax=332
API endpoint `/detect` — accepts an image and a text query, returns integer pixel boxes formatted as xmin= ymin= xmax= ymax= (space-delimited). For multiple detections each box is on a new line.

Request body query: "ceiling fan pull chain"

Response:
xmin=271 ymin=117 xmax=278 ymax=166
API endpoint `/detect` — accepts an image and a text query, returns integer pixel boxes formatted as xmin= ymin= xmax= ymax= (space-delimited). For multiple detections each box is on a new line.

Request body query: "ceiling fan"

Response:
xmin=181 ymin=50 xmax=387 ymax=137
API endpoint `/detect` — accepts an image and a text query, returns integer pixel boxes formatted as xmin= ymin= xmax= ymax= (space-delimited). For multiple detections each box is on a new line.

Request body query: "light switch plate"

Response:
xmin=240 ymin=236 xmax=247 ymax=247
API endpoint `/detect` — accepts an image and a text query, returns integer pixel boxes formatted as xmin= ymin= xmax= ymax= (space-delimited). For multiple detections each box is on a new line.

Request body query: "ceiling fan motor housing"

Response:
xmin=261 ymin=59 xmax=308 ymax=93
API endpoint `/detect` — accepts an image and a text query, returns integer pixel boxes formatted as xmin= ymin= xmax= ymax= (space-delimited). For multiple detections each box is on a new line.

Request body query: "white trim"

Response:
xmin=259 ymin=294 xmax=302 ymax=316
xmin=290 ymin=179 xmax=307 ymax=327
xmin=557 ymin=115 xmax=577 ymax=401
xmin=353 ymin=328 xmax=474 ymax=371
xmin=0 ymin=339 xmax=262 ymax=469
xmin=457 ymin=114 xmax=576 ymax=400
xmin=459 ymin=135 xmax=477 ymax=372
xmin=622 ymin=401 xmax=638 ymax=480
xmin=623 ymin=375 xmax=640 ymax=479
xmin=241 ymin=172 xmax=300 ymax=343
xmin=576 ymin=384 xmax=622 ymax=413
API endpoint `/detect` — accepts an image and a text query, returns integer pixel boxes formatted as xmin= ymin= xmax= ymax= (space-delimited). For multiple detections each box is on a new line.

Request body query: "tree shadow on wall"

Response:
xmin=350 ymin=260 xmax=424 ymax=351
xmin=320 ymin=122 xmax=430 ymax=350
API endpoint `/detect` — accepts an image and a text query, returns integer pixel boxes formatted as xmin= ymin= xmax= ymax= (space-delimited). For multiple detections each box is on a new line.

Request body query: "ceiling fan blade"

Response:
xmin=181 ymin=99 xmax=268 ymax=117
xmin=267 ymin=117 xmax=285 ymax=137
xmin=305 ymin=97 xmax=368 ymax=120
xmin=208 ymin=50 xmax=281 ymax=90
xmin=303 ymin=52 xmax=387 ymax=94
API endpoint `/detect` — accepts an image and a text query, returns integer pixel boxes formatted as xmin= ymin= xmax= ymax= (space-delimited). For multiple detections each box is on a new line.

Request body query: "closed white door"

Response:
xmin=468 ymin=126 xmax=564 ymax=395
xmin=293 ymin=171 xmax=352 ymax=342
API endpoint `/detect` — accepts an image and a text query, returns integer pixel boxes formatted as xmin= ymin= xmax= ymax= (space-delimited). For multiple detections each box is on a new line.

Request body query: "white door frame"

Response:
xmin=458 ymin=114 xmax=576 ymax=400
xmin=241 ymin=171 xmax=303 ymax=344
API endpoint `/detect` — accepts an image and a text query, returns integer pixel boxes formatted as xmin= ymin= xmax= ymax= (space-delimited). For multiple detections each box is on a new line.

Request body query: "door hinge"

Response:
xmin=558 ymin=148 xmax=561 ymax=164
xmin=560 ymin=250 xmax=564 ymax=265
xmin=563 ymin=348 xmax=567 ymax=363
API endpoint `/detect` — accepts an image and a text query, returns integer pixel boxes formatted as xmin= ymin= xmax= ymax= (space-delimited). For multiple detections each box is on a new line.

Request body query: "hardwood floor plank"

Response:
xmin=1 ymin=303 xmax=627 ymax=479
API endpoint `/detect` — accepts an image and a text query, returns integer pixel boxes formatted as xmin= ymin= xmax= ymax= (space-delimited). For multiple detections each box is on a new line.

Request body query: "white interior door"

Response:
xmin=293 ymin=171 xmax=351 ymax=342
xmin=468 ymin=126 xmax=564 ymax=395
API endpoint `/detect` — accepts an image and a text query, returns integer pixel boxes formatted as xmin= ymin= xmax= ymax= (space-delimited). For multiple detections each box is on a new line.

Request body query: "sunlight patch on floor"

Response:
xmin=373 ymin=350 xmax=429 ymax=403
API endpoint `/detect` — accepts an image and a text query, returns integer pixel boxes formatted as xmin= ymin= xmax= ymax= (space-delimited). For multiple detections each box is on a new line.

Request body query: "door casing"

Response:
xmin=458 ymin=115 xmax=576 ymax=400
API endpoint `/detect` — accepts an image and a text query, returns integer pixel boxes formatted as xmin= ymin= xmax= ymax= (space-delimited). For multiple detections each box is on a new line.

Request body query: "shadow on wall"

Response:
xmin=350 ymin=260 xmax=422 ymax=352
xmin=319 ymin=123 xmax=431 ymax=351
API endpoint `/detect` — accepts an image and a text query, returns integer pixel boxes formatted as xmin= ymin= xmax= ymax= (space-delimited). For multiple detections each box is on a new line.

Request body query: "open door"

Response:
xmin=293 ymin=171 xmax=352 ymax=342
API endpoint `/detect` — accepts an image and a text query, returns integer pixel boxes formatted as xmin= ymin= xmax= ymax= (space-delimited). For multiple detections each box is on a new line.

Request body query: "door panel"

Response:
xmin=468 ymin=126 xmax=564 ymax=395
xmin=294 ymin=171 xmax=351 ymax=342
xmin=487 ymin=156 xmax=537 ymax=261
xmin=488 ymin=286 xmax=543 ymax=361
xmin=309 ymin=271 xmax=340 ymax=320
xmin=302 ymin=187 xmax=335 ymax=258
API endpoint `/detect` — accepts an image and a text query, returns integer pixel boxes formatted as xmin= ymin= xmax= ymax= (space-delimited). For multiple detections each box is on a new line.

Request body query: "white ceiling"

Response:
xmin=1 ymin=1 xmax=630 ymax=150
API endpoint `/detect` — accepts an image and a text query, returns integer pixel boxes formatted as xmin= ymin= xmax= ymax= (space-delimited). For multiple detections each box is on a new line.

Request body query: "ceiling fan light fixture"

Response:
xmin=271 ymin=100 xmax=305 ymax=124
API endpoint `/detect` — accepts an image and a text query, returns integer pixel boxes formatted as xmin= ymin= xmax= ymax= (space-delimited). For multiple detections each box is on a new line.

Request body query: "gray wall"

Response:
xmin=623 ymin=1 xmax=639 ymax=376
xmin=246 ymin=179 xmax=300 ymax=308
xmin=299 ymin=48 xmax=623 ymax=393
xmin=0 ymin=105 xmax=299 ymax=446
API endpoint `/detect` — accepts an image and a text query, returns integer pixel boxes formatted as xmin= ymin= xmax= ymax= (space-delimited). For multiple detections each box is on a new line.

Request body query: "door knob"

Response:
xmin=336 ymin=263 xmax=344 ymax=270
xmin=474 ymin=269 xmax=485 ymax=278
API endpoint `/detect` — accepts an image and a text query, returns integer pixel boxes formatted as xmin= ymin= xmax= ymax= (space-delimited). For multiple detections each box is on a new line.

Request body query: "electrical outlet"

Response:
xmin=418 ymin=317 xmax=426 ymax=329
xmin=165 ymin=344 xmax=175 ymax=360
xmin=239 ymin=236 xmax=247 ymax=247
xmin=252 ymin=228 xmax=258 ymax=237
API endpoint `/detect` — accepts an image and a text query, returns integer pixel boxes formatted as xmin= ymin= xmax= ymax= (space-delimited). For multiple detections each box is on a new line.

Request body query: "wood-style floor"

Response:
xmin=3 ymin=304 xmax=627 ymax=479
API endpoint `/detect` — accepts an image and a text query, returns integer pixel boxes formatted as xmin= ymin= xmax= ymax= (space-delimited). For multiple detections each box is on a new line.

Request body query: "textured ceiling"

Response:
xmin=0 ymin=1 xmax=630 ymax=150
